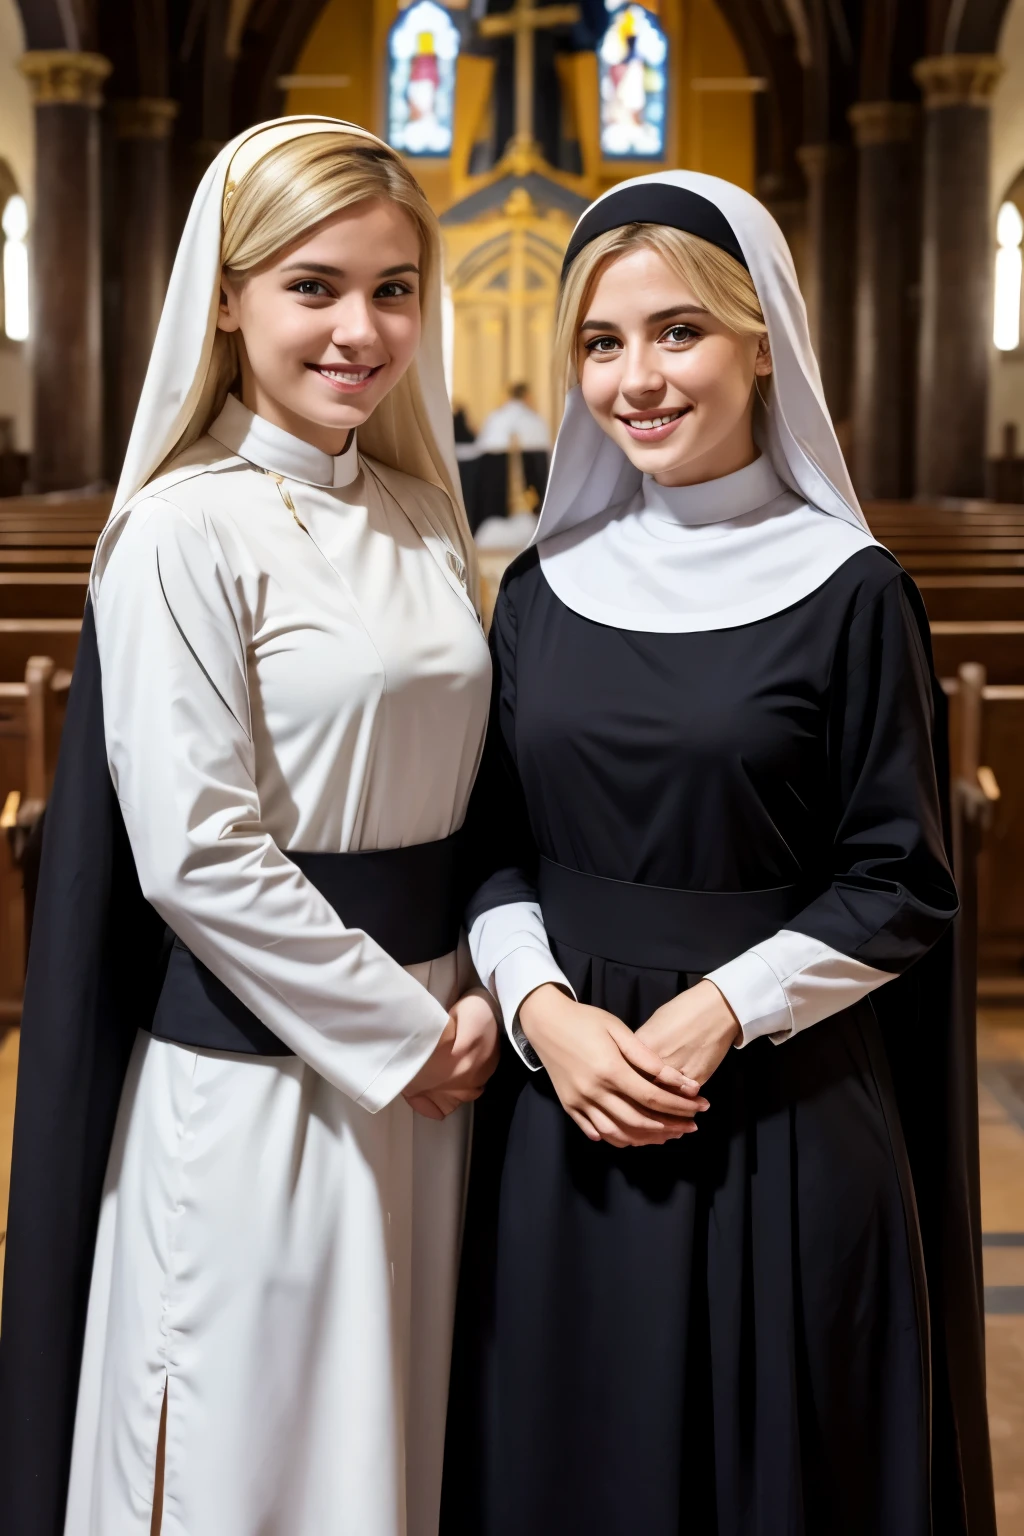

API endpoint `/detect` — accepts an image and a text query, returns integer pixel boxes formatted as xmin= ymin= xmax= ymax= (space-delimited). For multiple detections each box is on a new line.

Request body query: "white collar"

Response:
xmin=209 ymin=393 xmax=360 ymax=489
xmin=538 ymin=452 xmax=876 ymax=634
xmin=641 ymin=454 xmax=786 ymax=527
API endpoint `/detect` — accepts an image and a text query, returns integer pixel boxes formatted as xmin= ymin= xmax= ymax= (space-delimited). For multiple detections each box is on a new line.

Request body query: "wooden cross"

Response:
xmin=478 ymin=0 xmax=581 ymax=151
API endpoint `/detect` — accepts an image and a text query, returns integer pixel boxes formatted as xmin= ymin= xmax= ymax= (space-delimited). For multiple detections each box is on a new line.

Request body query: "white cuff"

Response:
xmin=707 ymin=949 xmax=791 ymax=1046
xmin=707 ymin=929 xmax=897 ymax=1048
xmin=468 ymin=902 xmax=574 ymax=1069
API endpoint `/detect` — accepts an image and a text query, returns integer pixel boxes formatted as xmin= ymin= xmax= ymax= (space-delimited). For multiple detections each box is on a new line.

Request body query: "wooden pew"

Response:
xmin=0 ymin=489 xmax=108 ymax=574
xmin=0 ymin=656 xmax=69 ymax=1019
xmin=0 ymin=619 xmax=81 ymax=678
xmin=0 ymin=572 xmax=90 ymax=618
xmin=916 ymin=576 xmax=1024 ymax=621
xmin=930 ymin=621 xmax=1024 ymax=684
xmin=941 ymin=663 xmax=1024 ymax=995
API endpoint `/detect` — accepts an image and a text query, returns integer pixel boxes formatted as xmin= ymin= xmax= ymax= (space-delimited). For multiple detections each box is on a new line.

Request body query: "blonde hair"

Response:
xmin=181 ymin=131 xmax=476 ymax=592
xmin=553 ymin=222 xmax=768 ymax=393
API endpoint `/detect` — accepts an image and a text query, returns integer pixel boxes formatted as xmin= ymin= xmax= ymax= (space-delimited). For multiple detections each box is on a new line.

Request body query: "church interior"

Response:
xmin=4 ymin=0 xmax=1024 ymax=1522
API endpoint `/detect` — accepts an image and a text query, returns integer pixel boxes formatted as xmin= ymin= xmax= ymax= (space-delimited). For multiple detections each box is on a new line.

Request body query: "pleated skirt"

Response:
xmin=65 ymin=1029 xmax=470 ymax=1536
xmin=442 ymin=946 xmax=929 ymax=1536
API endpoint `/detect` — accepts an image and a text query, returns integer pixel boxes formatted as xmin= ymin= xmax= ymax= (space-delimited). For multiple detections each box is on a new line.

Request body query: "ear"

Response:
xmin=216 ymin=274 xmax=241 ymax=335
xmin=754 ymin=334 xmax=773 ymax=377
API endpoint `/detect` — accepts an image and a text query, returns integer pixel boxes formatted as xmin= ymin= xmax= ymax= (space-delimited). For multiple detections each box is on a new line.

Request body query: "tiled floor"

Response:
xmin=2 ymin=1016 xmax=1024 ymax=1526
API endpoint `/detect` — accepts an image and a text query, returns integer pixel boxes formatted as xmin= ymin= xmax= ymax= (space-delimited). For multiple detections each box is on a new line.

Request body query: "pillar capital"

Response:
xmin=18 ymin=50 xmax=112 ymax=109
xmin=913 ymin=54 xmax=1003 ymax=110
xmin=111 ymin=97 xmax=179 ymax=140
xmin=796 ymin=141 xmax=854 ymax=179
xmin=848 ymin=101 xmax=918 ymax=147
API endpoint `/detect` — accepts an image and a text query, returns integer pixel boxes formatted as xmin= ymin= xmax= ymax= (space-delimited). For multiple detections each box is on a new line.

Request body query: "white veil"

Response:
xmin=532 ymin=170 xmax=878 ymax=633
xmin=96 ymin=116 xmax=470 ymax=588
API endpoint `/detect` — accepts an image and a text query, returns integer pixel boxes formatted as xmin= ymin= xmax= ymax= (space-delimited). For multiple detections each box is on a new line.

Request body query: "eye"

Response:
xmin=661 ymin=323 xmax=700 ymax=346
xmin=375 ymin=280 xmax=414 ymax=300
xmin=290 ymin=279 xmax=331 ymax=299
xmin=583 ymin=335 xmax=622 ymax=355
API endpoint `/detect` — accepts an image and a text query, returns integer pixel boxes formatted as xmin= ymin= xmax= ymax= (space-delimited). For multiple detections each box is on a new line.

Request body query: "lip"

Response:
xmin=307 ymin=362 xmax=385 ymax=395
xmin=616 ymin=407 xmax=692 ymax=444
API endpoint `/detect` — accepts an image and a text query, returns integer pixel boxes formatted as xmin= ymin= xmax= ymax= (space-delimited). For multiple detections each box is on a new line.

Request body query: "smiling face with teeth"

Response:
xmin=577 ymin=244 xmax=773 ymax=488
xmin=216 ymin=197 xmax=423 ymax=456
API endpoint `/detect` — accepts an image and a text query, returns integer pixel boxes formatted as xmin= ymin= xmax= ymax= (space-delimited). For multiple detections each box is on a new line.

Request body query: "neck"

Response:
xmin=239 ymin=373 xmax=353 ymax=458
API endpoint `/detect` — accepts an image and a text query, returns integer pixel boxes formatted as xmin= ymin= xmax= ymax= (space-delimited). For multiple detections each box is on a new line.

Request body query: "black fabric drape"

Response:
xmin=0 ymin=602 xmax=167 ymax=1536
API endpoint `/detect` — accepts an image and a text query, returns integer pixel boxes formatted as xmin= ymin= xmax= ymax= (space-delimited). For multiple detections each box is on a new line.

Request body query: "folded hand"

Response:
xmin=404 ymin=986 xmax=502 ymax=1120
xmin=634 ymin=979 xmax=741 ymax=1089
xmin=518 ymin=983 xmax=707 ymax=1148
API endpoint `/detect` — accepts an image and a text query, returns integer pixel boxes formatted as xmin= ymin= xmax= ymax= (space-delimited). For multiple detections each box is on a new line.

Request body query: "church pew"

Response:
xmin=0 ymin=547 xmax=96 ymax=571
xmin=930 ymin=621 xmax=1024 ymax=684
xmin=0 ymin=489 xmax=111 ymax=521
xmin=0 ymin=656 xmax=69 ymax=1017
xmin=943 ymin=666 xmax=1024 ymax=992
xmin=0 ymin=573 xmax=90 ymax=618
xmin=916 ymin=576 xmax=1024 ymax=621
xmin=0 ymin=619 xmax=82 ymax=679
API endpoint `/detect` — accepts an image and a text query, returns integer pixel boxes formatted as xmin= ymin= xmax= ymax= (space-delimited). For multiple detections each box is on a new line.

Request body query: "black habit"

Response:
xmin=442 ymin=545 xmax=994 ymax=1536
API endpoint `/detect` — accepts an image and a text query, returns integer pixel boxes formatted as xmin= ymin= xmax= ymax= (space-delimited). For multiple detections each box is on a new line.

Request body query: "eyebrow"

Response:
xmin=279 ymin=261 xmax=420 ymax=278
xmin=579 ymin=304 xmax=710 ymax=332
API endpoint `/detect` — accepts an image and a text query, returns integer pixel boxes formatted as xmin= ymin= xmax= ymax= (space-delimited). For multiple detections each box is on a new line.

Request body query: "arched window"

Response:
xmin=387 ymin=0 xmax=460 ymax=157
xmin=599 ymin=2 xmax=668 ymax=160
xmin=0 ymin=158 xmax=28 ymax=344
xmin=994 ymin=196 xmax=1023 ymax=353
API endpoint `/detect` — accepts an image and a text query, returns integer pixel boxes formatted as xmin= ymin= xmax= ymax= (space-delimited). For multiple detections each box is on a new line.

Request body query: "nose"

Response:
xmin=619 ymin=340 xmax=664 ymax=401
xmin=331 ymin=291 xmax=379 ymax=352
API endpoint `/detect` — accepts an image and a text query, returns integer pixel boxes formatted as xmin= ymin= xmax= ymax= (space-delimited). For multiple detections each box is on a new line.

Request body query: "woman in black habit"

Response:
xmin=442 ymin=172 xmax=994 ymax=1535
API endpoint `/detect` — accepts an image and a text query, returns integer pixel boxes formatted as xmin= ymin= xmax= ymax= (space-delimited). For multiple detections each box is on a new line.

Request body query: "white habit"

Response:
xmin=65 ymin=397 xmax=491 ymax=1536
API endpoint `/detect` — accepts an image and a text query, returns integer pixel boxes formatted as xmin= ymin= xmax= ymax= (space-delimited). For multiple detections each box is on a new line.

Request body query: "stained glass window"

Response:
xmin=388 ymin=0 xmax=460 ymax=157
xmin=599 ymin=3 xmax=668 ymax=160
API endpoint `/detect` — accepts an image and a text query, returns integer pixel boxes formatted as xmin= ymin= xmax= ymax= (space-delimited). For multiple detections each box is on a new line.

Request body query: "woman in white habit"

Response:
xmin=1 ymin=117 xmax=497 ymax=1536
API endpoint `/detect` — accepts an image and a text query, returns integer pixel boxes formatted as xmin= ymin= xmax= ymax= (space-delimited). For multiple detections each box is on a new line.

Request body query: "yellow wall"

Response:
xmin=284 ymin=0 xmax=755 ymax=204
xmin=676 ymin=0 xmax=755 ymax=190
xmin=284 ymin=0 xmax=395 ymax=139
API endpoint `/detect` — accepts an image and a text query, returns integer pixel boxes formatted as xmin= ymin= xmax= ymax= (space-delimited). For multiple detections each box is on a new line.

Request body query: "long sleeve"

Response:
xmin=464 ymin=578 xmax=572 ymax=1065
xmin=94 ymin=496 xmax=450 ymax=1111
xmin=708 ymin=570 xmax=957 ymax=1046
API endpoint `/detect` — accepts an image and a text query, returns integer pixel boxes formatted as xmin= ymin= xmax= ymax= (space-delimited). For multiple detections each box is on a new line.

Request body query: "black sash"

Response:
xmin=147 ymin=836 xmax=463 ymax=1057
xmin=537 ymin=856 xmax=809 ymax=973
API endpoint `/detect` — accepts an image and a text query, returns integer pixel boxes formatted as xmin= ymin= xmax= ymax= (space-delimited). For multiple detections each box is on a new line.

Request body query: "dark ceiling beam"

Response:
xmin=858 ymin=0 xmax=928 ymax=101
xmin=803 ymin=0 xmax=862 ymax=143
xmin=14 ymin=0 xmax=99 ymax=52
xmin=712 ymin=0 xmax=805 ymax=201
xmin=228 ymin=0 xmax=333 ymax=133
xmin=926 ymin=0 xmax=1013 ymax=54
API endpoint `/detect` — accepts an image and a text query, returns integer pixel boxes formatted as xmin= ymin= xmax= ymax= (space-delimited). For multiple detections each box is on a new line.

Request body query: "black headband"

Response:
xmin=561 ymin=183 xmax=749 ymax=282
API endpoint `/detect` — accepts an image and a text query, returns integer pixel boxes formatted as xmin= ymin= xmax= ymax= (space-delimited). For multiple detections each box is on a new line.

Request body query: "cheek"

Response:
xmin=380 ymin=310 xmax=421 ymax=368
xmin=241 ymin=299 xmax=322 ymax=371
xmin=579 ymin=358 xmax=620 ymax=416
xmin=666 ymin=347 xmax=749 ymax=412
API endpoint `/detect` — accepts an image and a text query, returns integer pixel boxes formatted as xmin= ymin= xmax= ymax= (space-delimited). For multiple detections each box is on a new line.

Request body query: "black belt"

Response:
xmin=537 ymin=856 xmax=809 ymax=973
xmin=147 ymin=836 xmax=463 ymax=1057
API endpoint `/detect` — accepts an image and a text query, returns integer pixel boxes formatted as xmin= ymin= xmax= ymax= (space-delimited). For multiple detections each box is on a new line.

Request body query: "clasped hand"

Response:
xmin=403 ymin=986 xmax=501 ymax=1120
xmin=518 ymin=981 xmax=741 ymax=1148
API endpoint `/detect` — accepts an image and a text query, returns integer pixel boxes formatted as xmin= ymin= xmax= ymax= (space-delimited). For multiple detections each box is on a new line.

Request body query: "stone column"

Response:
xmin=848 ymin=102 xmax=919 ymax=500
xmin=913 ymin=54 xmax=1003 ymax=500
xmin=111 ymin=99 xmax=179 ymax=463
xmin=796 ymin=142 xmax=857 ymax=441
xmin=18 ymin=51 xmax=111 ymax=492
